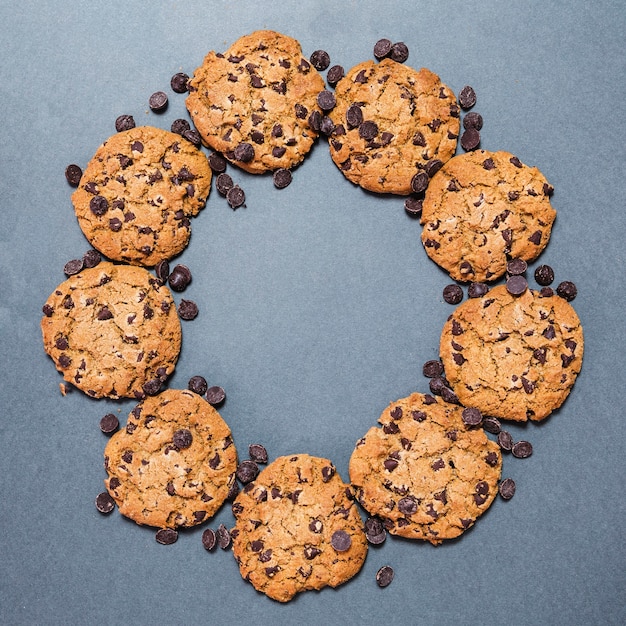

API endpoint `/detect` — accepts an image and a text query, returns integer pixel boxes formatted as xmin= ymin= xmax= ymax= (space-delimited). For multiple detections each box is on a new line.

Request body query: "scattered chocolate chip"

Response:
xmin=506 ymin=274 xmax=528 ymax=296
xmin=404 ymin=196 xmax=423 ymax=218
xmin=63 ymin=258 xmax=84 ymax=276
xmin=182 ymin=128 xmax=202 ymax=146
xmin=188 ymin=375 xmax=208 ymax=395
xmin=499 ymin=478 xmax=516 ymax=500
xmin=534 ymin=264 xmax=555 ymax=286
xmin=95 ymin=491 xmax=116 ymax=514
xmin=390 ymin=42 xmax=409 ymax=63
xmin=83 ymin=249 xmax=102 ymax=269
xmin=168 ymin=264 xmax=192 ymax=292
xmin=507 ymin=258 xmax=528 ymax=275
xmin=202 ymin=528 xmax=217 ymax=551
xmin=273 ymin=168 xmax=292 ymax=189
xmin=248 ymin=444 xmax=268 ymax=464
xmin=423 ymin=359 xmax=444 ymax=378
xmin=65 ymin=164 xmax=83 ymax=187
xmin=331 ymin=530 xmax=352 ymax=552
xmin=468 ymin=282 xmax=489 ymax=298
xmin=425 ymin=159 xmax=444 ymax=178
xmin=171 ymin=118 xmax=190 ymax=135
xmin=443 ymin=284 xmax=464 ymax=304
xmin=482 ymin=416 xmax=501 ymax=434
xmin=154 ymin=259 xmax=170 ymax=284
xmin=319 ymin=116 xmax=336 ymax=135
xmin=100 ymin=413 xmax=119 ymax=435
xmin=208 ymin=152 xmax=228 ymax=173
xmin=376 ymin=565 xmax=395 ymax=588
xmin=463 ymin=111 xmax=483 ymax=130
xmin=206 ymin=385 xmax=226 ymax=406
xmin=497 ymin=430 xmax=513 ymax=451
xmin=310 ymin=49 xmax=330 ymax=71
xmin=539 ymin=286 xmax=554 ymax=297
xmin=458 ymin=85 xmax=477 ymax=109
xmin=115 ymin=114 xmax=135 ymax=132
xmin=149 ymin=91 xmax=168 ymax=112
xmin=429 ymin=376 xmax=449 ymax=396
xmin=236 ymin=460 xmax=260 ymax=484
xmin=317 ymin=89 xmax=336 ymax=111
xmin=460 ymin=127 xmax=480 ymax=151
xmin=556 ymin=281 xmax=577 ymax=301
xmin=373 ymin=38 xmax=393 ymax=60
xmin=178 ymin=299 xmax=199 ymax=320
xmin=155 ymin=528 xmax=178 ymax=545
xmin=216 ymin=172 xmax=234 ymax=196
xmin=364 ymin=517 xmax=387 ymax=545
xmin=462 ymin=407 xmax=483 ymax=427
xmin=411 ymin=171 xmax=429 ymax=194
xmin=512 ymin=440 xmax=533 ymax=458
xmin=326 ymin=64 xmax=345 ymax=87
xmin=173 ymin=428 xmax=193 ymax=449
xmin=142 ymin=378 xmax=162 ymax=397
xmin=170 ymin=72 xmax=189 ymax=93
xmin=233 ymin=142 xmax=255 ymax=162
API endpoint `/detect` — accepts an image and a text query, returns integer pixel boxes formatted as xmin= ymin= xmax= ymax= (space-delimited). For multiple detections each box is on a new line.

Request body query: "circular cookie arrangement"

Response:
xmin=41 ymin=31 xmax=584 ymax=603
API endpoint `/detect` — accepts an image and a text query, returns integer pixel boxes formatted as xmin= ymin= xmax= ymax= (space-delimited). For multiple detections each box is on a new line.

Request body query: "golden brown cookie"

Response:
xmin=231 ymin=454 xmax=368 ymax=602
xmin=186 ymin=30 xmax=326 ymax=174
xmin=349 ymin=393 xmax=502 ymax=545
xmin=327 ymin=58 xmax=460 ymax=195
xmin=439 ymin=284 xmax=583 ymax=422
xmin=421 ymin=150 xmax=556 ymax=282
xmin=72 ymin=126 xmax=212 ymax=266
xmin=41 ymin=262 xmax=181 ymax=399
xmin=104 ymin=389 xmax=238 ymax=529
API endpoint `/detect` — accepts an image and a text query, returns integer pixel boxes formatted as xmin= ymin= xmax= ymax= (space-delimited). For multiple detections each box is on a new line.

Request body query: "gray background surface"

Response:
xmin=1 ymin=1 xmax=624 ymax=624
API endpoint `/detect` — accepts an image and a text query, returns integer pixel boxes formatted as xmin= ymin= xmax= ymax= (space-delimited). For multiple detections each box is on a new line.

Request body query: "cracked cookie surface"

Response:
xmin=186 ymin=30 xmax=325 ymax=174
xmin=231 ymin=454 xmax=367 ymax=602
xmin=104 ymin=389 xmax=238 ymax=529
xmin=72 ymin=126 xmax=212 ymax=266
xmin=41 ymin=262 xmax=181 ymax=398
xmin=421 ymin=150 xmax=556 ymax=282
xmin=327 ymin=58 xmax=459 ymax=194
xmin=440 ymin=285 xmax=584 ymax=422
xmin=349 ymin=393 xmax=501 ymax=545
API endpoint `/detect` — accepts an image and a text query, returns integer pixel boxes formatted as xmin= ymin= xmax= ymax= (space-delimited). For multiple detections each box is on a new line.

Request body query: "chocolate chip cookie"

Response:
xmin=349 ymin=393 xmax=502 ymax=545
xmin=72 ymin=126 xmax=212 ymax=266
xmin=327 ymin=58 xmax=460 ymax=194
xmin=41 ymin=261 xmax=181 ymax=399
xmin=439 ymin=284 xmax=584 ymax=421
xmin=231 ymin=454 xmax=368 ymax=602
xmin=186 ymin=30 xmax=326 ymax=174
xmin=104 ymin=389 xmax=238 ymax=529
xmin=421 ymin=150 xmax=556 ymax=282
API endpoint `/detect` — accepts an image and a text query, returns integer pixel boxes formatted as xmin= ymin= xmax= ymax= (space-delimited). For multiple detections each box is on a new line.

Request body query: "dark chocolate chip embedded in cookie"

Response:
xmin=349 ymin=393 xmax=502 ymax=545
xmin=41 ymin=262 xmax=181 ymax=399
xmin=327 ymin=58 xmax=460 ymax=195
xmin=439 ymin=285 xmax=584 ymax=422
xmin=104 ymin=389 xmax=238 ymax=529
xmin=71 ymin=126 xmax=212 ymax=267
xmin=420 ymin=150 xmax=556 ymax=282
xmin=231 ymin=454 xmax=368 ymax=602
xmin=186 ymin=30 xmax=326 ymax=174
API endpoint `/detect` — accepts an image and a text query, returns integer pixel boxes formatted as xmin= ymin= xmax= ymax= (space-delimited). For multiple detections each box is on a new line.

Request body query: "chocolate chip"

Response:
xmin=443 ymin=284 xmax=463 ymax=304
xmin=142 ymin=378 xmax=162 ymax=397
xmin=170 ymin=72 xmax=189 ymax=93
xmin=534 ymin=264 xmax=555 ymax=286
xmin=248 ymin=444 xmax=268 ymax=464
xmin=115 ymin=114 xmax=135 ymax=132
xmin=188 ymin=375 xmax=208 ymax=395
xmin=507 ymin=258 xmax=528 ymax=275
xmin=404 ymin=196 xmax=423 ymax=218
xmin=326 ymin=64 xmax=344 ymax=87
xmin=425 ymin=159 xmax=444 ymax=178
xmin=154 ymin=260 xmax=170 ymax=284
xmin=468 ymin=282 xmax=489 ymax=298
xmin=497 ymin=430 xmax=513 ymax=451
xmin=460 ymin=128 xmax=480 ymax=151
xmin=556 ymin=281 xmax=577 ymax=301
xmin=171 ymin=118 xmax=190 ymax=135
xmin=168 ymin=264 xmax=192 ymax=292
xmin=63 ymin=258 xmax=84 ymax=276
xmin=233 ymin=142 xmax=254 ymax=162
xmin=201 ymin=528 xmax=217 ymax=551
xmin=226 ymin=185 xmax=246 ymax=209
xmin=95 ymin=491 xmax=116 ymax=514
xmin=182 ymin=128 xmax=201 ymax=146
xmin=317 ymin=90 xmax=336 ymax=111
xmin=89 ymin=195 xmax=109 ymax=216
xmin=359 ymin=120 xmax=378 ymax=140
xmin=155 ymin=528 xmax=178 ymax=545
xmin=411 ymin=171 xmax=429 ymax=194
xmin=463 ymin=111 xmax=483 ymax=130
xmin=512 ymin=440 xmax=533 ymax=458
xmin=390 ymin=42 xmax=409 ymax=63
xmin=462 ymin=407 xmax=483 ymax=427
xmin=65 ymin=164 xmax=83 ymax=187
xmin=208 ymin=152 xmax=227 ymax=173
xmin=373 ymin=38 xmax=393 ymax=60
xmin=216 ymin=172 xmax=234 ymax=196
xmin=429 ymin=376 xmax=449 ymax=396
xmin=376 ymin=565 xmax=395 ymax=588
xmin=97 ymin=306 xmax=113 ymax=321
xmin=149 ymin=91 xmax=168 ymax=112
xmin=423 ymin=360 xmax=444 ymax=378
xmin=482 ymin=416 xmax=501 ymax=434
xmin=310 ymin=49 xmax=330 ymax=71
xmin=100 ymin=413 xmax=119 ymax=435
xmin=173 ymin=428 xmax=193 ymax=449
xmin=458 ymin=85 xmax=477 ymax=109
xmin=330 ymin=530 xmax=352 ymax=552
xmin=346 ymin=104 xmax=364 ymax=129
xmin=236 ymin=460 xmax=259 ymax=484
xmin=83 ymin=249 xmax=102 ymax=269
xmin=320 ymin=116 xmax=335 ymax=135
xmin=273 ymin=168 xmax=292 ymax=189
xmin=506 ymin=274 xmax=528 ymax=296
xmin=499 ymin=478 xmax=516 ymax=500
xmin=178 ymin=299 xmax=199 ymax=320
xmin=206 ymin=385 xmax=226 ymax=406
xmin=215 ymin=524 xmax=231 ymax=549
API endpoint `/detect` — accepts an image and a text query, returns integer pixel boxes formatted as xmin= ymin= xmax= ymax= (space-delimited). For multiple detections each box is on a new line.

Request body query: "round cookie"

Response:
xmin=41 ymin=261 xmax=181 ymax=399
xmin=72 ymin=126 xmax=212 ymax=266
xmin=231 ymin=454 xmax=368 ymax=603
xmin=439 ymin=284 xmax=583 ymax=422
xmin=104 ymin=389 xmax=238 ymax=529
xmin=185 ymin=30 xmax=326 ymax=174
xmin=349 ymin=393 xmax=502 ymax=545
xmin=327 ymin=58 xmax=460 ymax=195
xmin=421 ymin=150 xmax=556 ymax=282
